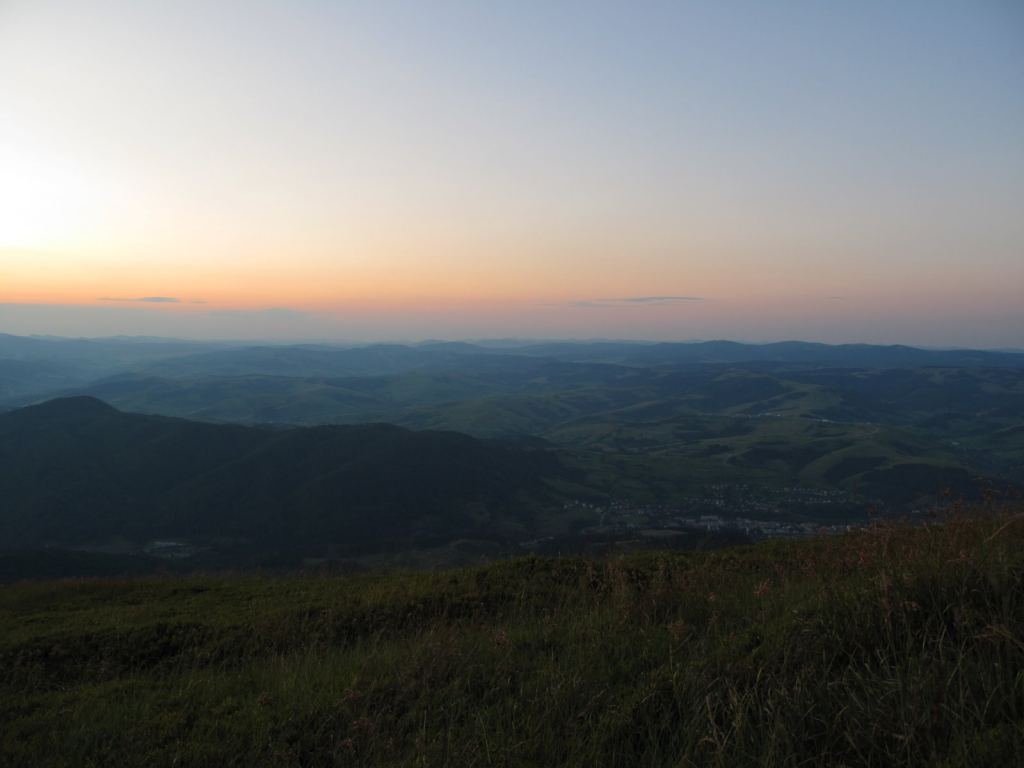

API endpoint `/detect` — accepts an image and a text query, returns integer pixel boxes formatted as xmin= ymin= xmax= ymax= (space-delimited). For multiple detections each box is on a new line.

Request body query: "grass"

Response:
xmin=2 ymin=502 xmax=1022 ymax=767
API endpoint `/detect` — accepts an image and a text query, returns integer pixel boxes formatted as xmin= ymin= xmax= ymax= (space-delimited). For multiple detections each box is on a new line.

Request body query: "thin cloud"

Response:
xmin=576 ymin=295 xmax=705 ymax=307
xmin=98 ymin=296 xmax=182 ymax=303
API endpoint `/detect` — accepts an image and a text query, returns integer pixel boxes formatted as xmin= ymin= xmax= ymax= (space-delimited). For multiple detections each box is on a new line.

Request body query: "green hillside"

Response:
xmin=35 ymin=363 xmax=1023 ymax=515
xmin=2 ymin=508 xmax=1021 ymax=767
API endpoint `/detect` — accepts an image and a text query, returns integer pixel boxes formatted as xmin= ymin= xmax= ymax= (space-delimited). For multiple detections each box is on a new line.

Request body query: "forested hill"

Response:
xmin=0 ymin=397 xmax=567 ymax=556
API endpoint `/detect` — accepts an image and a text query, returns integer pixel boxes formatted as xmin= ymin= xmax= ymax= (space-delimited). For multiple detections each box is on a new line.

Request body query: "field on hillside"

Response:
xmin=3 ymin=504 xmax=1022 ymax=767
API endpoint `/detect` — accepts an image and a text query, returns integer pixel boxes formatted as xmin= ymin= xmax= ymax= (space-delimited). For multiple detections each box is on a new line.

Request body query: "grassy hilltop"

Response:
xmin=2 ymin=504 xmax=1022 ymax=767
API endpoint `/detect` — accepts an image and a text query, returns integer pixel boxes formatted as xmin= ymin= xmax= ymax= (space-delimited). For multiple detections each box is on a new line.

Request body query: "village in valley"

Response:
xmin=519 ymin=484 xmax=881 ymax=554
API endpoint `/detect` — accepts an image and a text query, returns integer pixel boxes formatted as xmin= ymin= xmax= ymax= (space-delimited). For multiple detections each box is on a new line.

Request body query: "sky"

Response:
xmin=1 ymin=1 xmax=1022 ymax=346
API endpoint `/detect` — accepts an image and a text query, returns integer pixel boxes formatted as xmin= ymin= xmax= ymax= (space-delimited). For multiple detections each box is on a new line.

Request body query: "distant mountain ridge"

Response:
xmin=115 ymin=339 xmax=1024 ymax=374
xmin=501 ymin=340 xmax=1024 ymax=368
xmin=5 ymin=334 xmax=1022 ymax=414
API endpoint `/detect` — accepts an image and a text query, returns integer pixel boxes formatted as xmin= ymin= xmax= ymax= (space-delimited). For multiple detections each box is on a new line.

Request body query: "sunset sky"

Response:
xmin=1 ymin=1 xmax=1022 ymax=346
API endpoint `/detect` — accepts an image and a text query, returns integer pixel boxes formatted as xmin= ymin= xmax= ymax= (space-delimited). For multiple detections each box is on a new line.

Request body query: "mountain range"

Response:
xmin=1 ymin=334 xmax=1021 ymax=573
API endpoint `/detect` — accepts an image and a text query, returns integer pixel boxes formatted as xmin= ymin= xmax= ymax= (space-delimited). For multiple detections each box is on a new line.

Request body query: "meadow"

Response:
xmin=2 ymin=501 xmax=1021 ymax=767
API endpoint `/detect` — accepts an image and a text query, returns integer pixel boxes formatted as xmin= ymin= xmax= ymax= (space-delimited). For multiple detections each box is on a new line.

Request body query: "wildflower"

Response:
xmin=754 ymin=579 xmax=772 ymax=598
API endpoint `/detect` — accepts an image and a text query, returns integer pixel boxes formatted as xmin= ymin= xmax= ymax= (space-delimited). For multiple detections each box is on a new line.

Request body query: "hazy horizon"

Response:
xmin=3 ymin=1 xmax=1023 ymax=346
xmin=3 ymin=323 xmax=1024 ymax=354
xmin=1 ymin=300 xmax=1023 ymax=349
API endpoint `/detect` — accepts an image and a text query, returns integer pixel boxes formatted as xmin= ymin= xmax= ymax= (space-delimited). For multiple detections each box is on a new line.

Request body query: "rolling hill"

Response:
xmin=2 ymin=336 xmax=1021 ymax=540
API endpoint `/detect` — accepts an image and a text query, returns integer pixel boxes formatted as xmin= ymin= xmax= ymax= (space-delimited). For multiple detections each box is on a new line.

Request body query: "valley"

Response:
xmin=1 ymin=336 xmax=1021 ymax=575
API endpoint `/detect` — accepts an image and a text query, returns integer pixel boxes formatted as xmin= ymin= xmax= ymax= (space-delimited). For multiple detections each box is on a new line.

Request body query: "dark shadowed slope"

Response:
xmin=0 ymin=398 xmax=568 ymax=556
